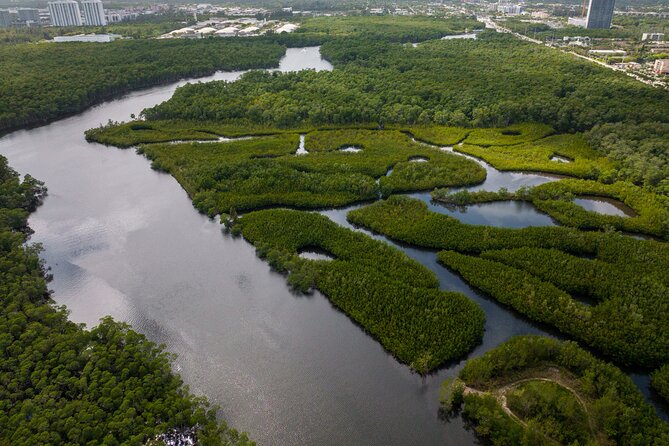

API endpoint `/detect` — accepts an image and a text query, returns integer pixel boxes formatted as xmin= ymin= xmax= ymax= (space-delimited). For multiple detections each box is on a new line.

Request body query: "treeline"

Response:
xmin=143 ymin=30 xmax=669 ymax=133
xmin=456 ymin=134 xmax=616 ymax=180
xmin=452 ymin=336 xmax=669 ymax=445
xmin=0 ymin=39 xmax=286 ymax=133
xmin=652 ymin=365 xmax=669 ymax=405
xmin=0 ymin=155 xmax=253 ymax=444
xmin=295 ymin=15 xmax=483 ymax=44
xmin=347 ymin=196 xmax=669 ymax=368
xmin=235 ymin=209 xmax=485 ymax=372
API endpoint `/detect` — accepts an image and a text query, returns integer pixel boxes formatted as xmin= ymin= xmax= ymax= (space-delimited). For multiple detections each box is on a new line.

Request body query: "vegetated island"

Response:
xmin=441 ymin=336 xmax=669 ymax=445
xmin=0 ymin=154 xmax=253 ymax=445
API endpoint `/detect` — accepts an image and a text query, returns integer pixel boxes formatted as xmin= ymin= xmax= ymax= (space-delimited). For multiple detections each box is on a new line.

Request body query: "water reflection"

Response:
xmin=574 ymin=197 xmax=635 ymax=217
xmin=410 ymin=191 xmax=556 ymax=228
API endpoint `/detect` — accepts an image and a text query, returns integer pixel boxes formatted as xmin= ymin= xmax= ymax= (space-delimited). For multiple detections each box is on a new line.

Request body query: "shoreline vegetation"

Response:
xmin=0 ymin=15 xmax=482 ymax=137
xmin=0 ymin=156 xmax=254 ymax=445
xmin=86 ymin=125 xmax=487 ymax=215
xmin=0 ymin=39 xmax=288 ymax=135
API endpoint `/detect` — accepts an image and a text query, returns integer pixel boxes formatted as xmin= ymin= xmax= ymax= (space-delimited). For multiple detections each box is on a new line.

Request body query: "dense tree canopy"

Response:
xmin=144 ymin=31 xmax=669 ymax=134
xmin=0 ymin=39 xmax=286 ymax=133
xmin=139 ymin=25 xmax=669 ymax=194
xmin=87 ymin=126 xmax=485 ymax=215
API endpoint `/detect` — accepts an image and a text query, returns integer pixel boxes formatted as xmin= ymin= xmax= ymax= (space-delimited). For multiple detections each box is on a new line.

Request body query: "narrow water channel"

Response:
xmin=0 ymin=46 xmax=664 ymax=446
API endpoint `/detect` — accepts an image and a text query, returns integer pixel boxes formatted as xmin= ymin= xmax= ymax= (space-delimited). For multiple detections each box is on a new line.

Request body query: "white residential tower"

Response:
xmin=48 ymin=0 xmax=83 ymax=26
xmin=81 ymin=0 xmax=106 ymax=26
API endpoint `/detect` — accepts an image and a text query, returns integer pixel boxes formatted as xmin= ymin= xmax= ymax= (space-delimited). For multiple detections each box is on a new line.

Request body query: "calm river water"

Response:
xmin=0 ymin=46 xmax=664 ymax=445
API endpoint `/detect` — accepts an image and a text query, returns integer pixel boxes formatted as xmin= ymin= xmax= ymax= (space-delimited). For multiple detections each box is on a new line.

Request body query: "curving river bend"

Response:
xmin=0 ymin=47 xmax=665 ymax=445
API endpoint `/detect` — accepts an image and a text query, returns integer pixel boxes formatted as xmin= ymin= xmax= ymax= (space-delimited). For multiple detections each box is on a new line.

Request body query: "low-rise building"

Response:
xmin=531 ymin=11 xmax=550 ymax=19
xmin=275 ymin=23 xmax=298 ymax=33
xmin=654 ymin=59 xmax=669 ymax=74
xmin=588 ymin=49 xmax=627 ymax=56
xmin=642 ymin=33 xmax=665 ymax=42
xmin=198 ymin=26 xmax=217 ymax=35
xmin=238 ymin=25 xmax=259 ymax=35
xmin=564 ymin=36 xmax=591 ymax=47
xmin=568 ymin=17 xmax=588 ymax=27
xmin=53 ymin=33 xmax=121 ymax=42
xmin=215 ymin=26 xmax=238 ymax=36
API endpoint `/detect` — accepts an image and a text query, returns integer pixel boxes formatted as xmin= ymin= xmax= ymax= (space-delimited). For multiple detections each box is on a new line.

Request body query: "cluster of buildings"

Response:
xmin=0 ymin=2 xmax=166 ymax=28
xmin=487 ymin=0 xmax=617 ymax=29
xmin=0 ymin=0 xmax=105 ymax=27
xmin=161 ymin=18 xmax=298 ymax=39
xmin=176 ymin=4 xmax=269 ymax=17
xmin=48 ymin=0 xmax=106 ymax=26
xmin=642 ymin=33 xmax=666 ymax=42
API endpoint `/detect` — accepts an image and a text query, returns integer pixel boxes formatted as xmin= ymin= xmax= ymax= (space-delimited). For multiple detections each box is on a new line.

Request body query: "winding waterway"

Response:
xmin=0 ymin=46 xmax=665 ymax=445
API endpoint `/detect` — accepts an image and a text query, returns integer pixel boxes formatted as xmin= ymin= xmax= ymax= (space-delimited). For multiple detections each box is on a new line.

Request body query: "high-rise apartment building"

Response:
xmin=48 ymin=0 xmax=83 ymax=26
xmin=18 ymin=8 xmax=40 ymax=23
xmin=585 ymin=0 xmax=615 ymax=29
xmin=497 ymin=4 xmax=523 ymax=15
xmin=81 ymin=0 xmax=106 ymax=26
xmin=0 ymin=10 xmax=13 ymax=28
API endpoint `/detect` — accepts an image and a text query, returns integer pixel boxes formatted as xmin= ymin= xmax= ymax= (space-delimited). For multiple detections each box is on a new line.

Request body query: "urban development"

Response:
xmin=0 ymin=0 xmax=669 ymax=445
